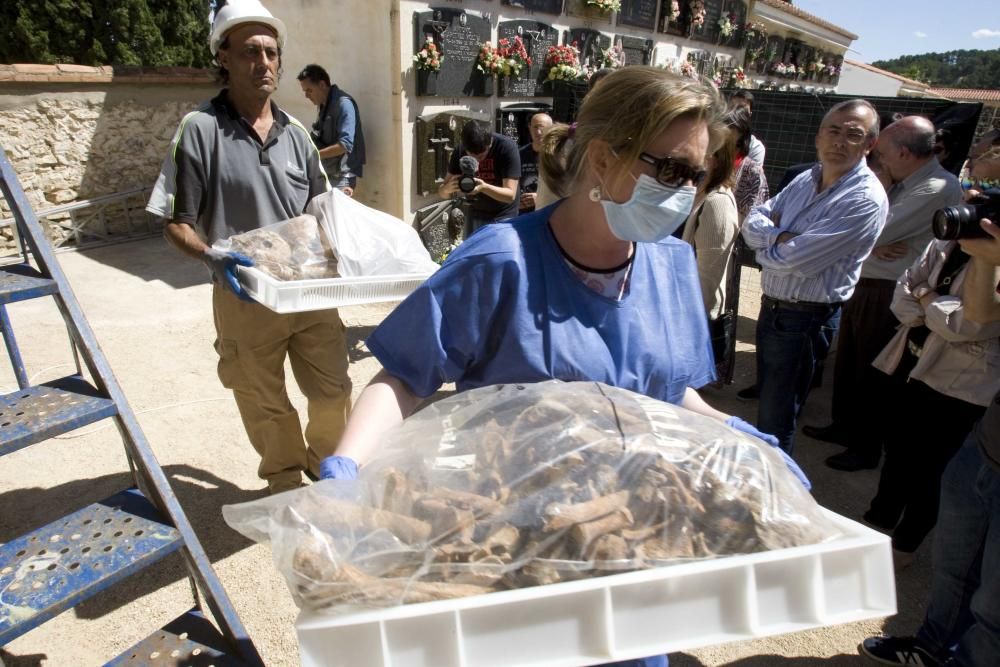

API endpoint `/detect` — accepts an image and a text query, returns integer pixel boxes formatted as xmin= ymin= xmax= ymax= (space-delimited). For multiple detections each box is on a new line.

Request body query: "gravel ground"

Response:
xmin=0 ymin=237 xmax=931 ymax=666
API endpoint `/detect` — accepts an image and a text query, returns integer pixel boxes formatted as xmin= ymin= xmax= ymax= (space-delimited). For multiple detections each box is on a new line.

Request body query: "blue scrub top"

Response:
xmin=366 ymin=204 xmax=716 ymax=405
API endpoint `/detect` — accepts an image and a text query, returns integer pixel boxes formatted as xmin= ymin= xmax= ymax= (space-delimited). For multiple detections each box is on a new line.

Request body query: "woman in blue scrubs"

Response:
xmin=320 ymin=67 xmax=791 ymax=667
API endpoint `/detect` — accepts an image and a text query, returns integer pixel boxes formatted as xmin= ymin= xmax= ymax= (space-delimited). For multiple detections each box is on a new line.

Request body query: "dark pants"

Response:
xmin=868 ymin=378 xmax=985 ymax=553
xmin=755 ymin=295 xmax=842 ymax=455
xmin=917 ymin=433 xmax=1000 ymax=666
xmin=829 ymin=278 xmax=899 ymax=457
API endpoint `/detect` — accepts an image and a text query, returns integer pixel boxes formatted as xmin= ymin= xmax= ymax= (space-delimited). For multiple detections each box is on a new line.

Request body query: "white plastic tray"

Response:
xmin=237 ymin=266 xmax=433 ymax=314
xmin=296 ymin=509 xmax=895 ymax=667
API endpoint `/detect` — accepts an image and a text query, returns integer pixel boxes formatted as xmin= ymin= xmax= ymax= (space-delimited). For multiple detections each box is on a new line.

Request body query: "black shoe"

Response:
xmin=736 ymin=384 xmax=759 ymax=401
xmin=802 ymin=423 xmax=849 ymax=445
xmin=826 ymin=449 xmax=880 ymax=471
xmin=859 ymin=635 xmax=946 ymax=666
xmin=863 ymin=509 xmax=898 ymax=532
xmin=303 ymin=468 xmax=319 ymax=482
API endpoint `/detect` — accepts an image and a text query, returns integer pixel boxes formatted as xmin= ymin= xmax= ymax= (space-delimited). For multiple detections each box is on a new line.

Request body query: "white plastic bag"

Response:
xmin=307 ymin=189 xmax=439 ymax=277
xmin=224 ymin=381 xmax=842 ymax=614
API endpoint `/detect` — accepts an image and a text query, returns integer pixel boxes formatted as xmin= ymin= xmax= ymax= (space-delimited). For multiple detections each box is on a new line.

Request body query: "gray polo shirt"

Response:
xmin=147 ymin=90 xmax=328 ymax=245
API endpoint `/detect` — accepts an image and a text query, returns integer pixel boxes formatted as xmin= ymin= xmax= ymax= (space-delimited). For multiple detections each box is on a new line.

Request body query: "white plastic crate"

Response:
xmin=296 ymin=509 xmax=895 ymax=667
xmin=237 ymin=266 xmax=433 ymax=314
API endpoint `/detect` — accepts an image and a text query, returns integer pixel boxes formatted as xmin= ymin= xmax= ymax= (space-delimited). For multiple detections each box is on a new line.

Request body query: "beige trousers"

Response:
xmin=212 ymin=285 xmax=352 ymax=493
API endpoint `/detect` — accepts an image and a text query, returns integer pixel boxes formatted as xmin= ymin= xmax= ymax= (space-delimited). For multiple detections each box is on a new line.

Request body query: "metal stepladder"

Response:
xmin=0 ymin=148 xmax=264 ymax=665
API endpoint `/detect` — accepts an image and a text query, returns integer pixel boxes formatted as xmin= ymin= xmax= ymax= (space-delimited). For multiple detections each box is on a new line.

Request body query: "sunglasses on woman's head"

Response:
xmin=637 ymin=152 xmax=708 ymax=187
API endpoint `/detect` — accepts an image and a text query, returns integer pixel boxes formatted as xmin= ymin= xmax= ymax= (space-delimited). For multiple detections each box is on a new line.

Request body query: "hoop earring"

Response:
xmin=588 ymin=186 xmax=601 ymax=202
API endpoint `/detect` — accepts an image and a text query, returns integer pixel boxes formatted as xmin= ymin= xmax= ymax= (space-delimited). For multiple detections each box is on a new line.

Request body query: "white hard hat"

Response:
xmin=210 ymin=0 xmax=287 ymax=56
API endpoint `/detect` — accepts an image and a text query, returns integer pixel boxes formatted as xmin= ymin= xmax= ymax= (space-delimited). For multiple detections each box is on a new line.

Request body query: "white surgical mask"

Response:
xmin=600 ymin=174 xmax=696 ymax=243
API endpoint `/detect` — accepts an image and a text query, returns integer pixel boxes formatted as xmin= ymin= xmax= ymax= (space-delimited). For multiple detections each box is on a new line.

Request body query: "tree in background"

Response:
xmin=0 ymin=0 xmax=212 ymax=67
xmin=874 ymin=49 xmax=1000 ymax=89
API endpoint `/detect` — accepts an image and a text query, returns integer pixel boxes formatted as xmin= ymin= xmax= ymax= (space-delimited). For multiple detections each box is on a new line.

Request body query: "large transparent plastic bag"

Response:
xmin=224 ymin=381 xmax=841 ymax=613
xmin=306 ymin=189 xmax=439 ymax=277
xmin=212 ymin=214 xmax=337 ymax=281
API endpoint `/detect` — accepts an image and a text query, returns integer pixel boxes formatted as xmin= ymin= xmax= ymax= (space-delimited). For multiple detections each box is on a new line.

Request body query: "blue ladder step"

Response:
xmin=0 ymin=264 xmax=58 ymax=305
xmin=0 ymin=489 xmax=183 ymax=645
xmin=106 ymin=609 xmax=245 ymax=666
xmin=0 ymin=375 xmax=118 ymax=458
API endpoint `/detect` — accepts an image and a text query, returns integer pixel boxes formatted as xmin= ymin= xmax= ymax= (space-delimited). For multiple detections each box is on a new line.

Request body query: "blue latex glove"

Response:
xmin=319 ymin=455 xmax=359 ymax=481
xmin=203 ymin=248 xmax=255 ymax=301
xmin=726 ymin=416 xmax=812 ymax=491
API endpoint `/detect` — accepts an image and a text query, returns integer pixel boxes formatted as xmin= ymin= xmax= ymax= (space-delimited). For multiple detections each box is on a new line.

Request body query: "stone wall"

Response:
xmin=0 ymin=64 xmax=217 ymax=251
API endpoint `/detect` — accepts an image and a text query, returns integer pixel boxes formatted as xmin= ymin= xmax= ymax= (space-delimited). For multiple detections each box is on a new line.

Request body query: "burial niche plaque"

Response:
xmin=565 ymin=28 xmax=612 ymax=70
xmin=616 ymin=35 xmax=654 ymax=65
xmin=415 ymin=111 xmax=488 ymax=195
xmin=498 ymin=21 xmax=560 ymax=98
xmin=501 ymin=0 xmax=564 ymax=14
xmin=565 ymin=0 xmax=613 ymax=24
xmin=414 ymin=9 xmax=493 ymax=98
xmin=617 ymin=0 xmax=658 ymax=31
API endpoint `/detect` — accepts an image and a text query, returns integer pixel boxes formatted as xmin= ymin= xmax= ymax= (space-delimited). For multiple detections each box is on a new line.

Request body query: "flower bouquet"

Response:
xmin=497 ymin=36 xmax=532 ymax=79
xmin=689 ymin=0 xmax=706 ymax=30
xmin=545 ymin=43 xmax=582 ymax=82
xmin=680 ymin=60 xmax=699 ymax=80
xmin=476 ymin=43 xmax=503 ymax=76
xmin=585 ymin=0 xmax=621 ymax=12
xmin=726 ymin=66 xmax=748 ymax=88
xmin=717 ymin=12 xmax=737 ymax=40
xmin=413 ymin=36 xmax=442 ymax=72
xmin=597 ymin=42 xmax=626 ymax=69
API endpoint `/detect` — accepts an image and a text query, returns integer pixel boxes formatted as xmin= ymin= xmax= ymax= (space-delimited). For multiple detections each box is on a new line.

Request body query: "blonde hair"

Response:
xmin=539 ymin=66 xmax=726 ymax=199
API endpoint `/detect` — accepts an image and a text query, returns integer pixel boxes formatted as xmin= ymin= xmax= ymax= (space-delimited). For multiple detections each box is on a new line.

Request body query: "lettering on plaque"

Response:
xmin=414 ymin=9 xmax=493 ymax=97
xmin=498 ymin=21 xmax=560 ymax=98
xmin=617 ymin=0 xmax=658 ymax=31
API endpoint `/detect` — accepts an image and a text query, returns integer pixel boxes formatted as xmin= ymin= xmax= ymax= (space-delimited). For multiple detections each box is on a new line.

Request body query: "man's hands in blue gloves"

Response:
xmin=203 ymin=248 xmax=255 ymax=301
xmin=726 ymin=416 xmax=811 ymax=490
xmin=319 ymin=455 xmax=359 ymax=481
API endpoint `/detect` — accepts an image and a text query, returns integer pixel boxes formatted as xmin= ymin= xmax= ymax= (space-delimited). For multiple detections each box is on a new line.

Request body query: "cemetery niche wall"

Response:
xmin=414 ymin=9 xmax=493 ymax=97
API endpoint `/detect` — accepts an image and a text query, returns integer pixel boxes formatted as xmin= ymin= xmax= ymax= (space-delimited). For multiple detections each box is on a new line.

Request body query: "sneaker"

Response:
xmin=860 ymin=635 xmax=945 ymax=665
xmin=736 ymin=384 xmax=760 ymax=401
xmin=826 ymin=449 xmax=880 ymax=471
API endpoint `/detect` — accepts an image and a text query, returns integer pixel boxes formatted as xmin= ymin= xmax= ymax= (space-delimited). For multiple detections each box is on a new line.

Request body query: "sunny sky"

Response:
xmin=790 ymin=0 xmax=1000 ymax=63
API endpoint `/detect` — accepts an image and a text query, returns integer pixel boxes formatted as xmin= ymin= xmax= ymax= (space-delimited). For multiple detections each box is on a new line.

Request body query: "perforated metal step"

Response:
xmin=0 ymin=489 xmax=182 ymax=645
xmin=0 ymin=375 xmax=118 ymax=458
xmin=0 ymin=264 xmax=58 ymax=305
xmin=106 ymin=609 xmax=245 ymax=666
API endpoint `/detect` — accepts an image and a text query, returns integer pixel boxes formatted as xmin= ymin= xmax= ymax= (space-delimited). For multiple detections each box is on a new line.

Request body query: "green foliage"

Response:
xmin=873 ymin=48 xmax=1000 ymax=89
xmin=0 ymin=0 xmax=212 ymax=67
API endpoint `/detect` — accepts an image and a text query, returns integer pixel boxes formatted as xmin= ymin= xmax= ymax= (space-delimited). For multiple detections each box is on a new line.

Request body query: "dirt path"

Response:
xmin=0 ymin=238 xmax=928 ymax=666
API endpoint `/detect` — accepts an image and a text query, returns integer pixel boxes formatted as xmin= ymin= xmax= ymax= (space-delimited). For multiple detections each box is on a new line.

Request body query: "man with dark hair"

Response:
xmin=146 ymin=0 xmax=351 ymax=495
xmin=518 ymin=111 xmax=553 ymax=214
xmin=741 ymin=98 xmax=888 ymax=455
xmin=729 ymin=90 xmax=765 ymax=166
xmin=297 ymin=63 xmax=366 ymax=196
xmin=438 ymin=120 xmax=520 ymax=237
xmin=807 ymin=115 xmax=962 ymax=471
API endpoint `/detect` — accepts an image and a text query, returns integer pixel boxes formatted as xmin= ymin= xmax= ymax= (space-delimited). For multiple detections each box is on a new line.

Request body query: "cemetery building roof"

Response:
xmin=755 ymin=0 xmax=859 ymax=41
xmin=925 ymin=88 xmax=1000 ymax=103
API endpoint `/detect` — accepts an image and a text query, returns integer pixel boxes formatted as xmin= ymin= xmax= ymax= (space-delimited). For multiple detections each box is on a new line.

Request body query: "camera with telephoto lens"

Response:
xmin=933 ymin=191 xmax=1000 ymax=241
xmin=456 ymin=155 xmax=479 ymax=196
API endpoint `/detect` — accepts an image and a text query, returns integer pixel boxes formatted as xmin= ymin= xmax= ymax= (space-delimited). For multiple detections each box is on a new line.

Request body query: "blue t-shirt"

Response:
xmin=366 ymin=205 xmax=716 ymax=405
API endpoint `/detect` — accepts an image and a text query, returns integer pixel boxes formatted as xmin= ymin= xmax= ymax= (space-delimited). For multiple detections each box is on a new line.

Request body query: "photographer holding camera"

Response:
xmin=861 ymin=211 xmax=1000 ymax=666
xmin=859 ymin=174 xmax=1000 ymax=577
xmin=438 ymin=120 xmax=521 ymax=239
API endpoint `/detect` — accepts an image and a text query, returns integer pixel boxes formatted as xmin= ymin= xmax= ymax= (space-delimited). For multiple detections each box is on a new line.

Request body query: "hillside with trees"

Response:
xmin=0 ymin=0 xmax=212 ymax=67
xmin=873 ymin=48 xmax=1000 ymax=89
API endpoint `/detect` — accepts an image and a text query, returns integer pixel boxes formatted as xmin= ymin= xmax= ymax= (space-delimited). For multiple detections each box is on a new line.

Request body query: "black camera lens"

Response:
xmin=457 ymin=175 xmax=477 ymax=194
xmin=932 ymin=203 xmax=990 ymax=240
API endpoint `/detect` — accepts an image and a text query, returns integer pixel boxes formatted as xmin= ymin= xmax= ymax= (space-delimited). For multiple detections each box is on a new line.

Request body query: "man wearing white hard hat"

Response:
xmin=147 ymin=0 xmax=352 ymax=495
